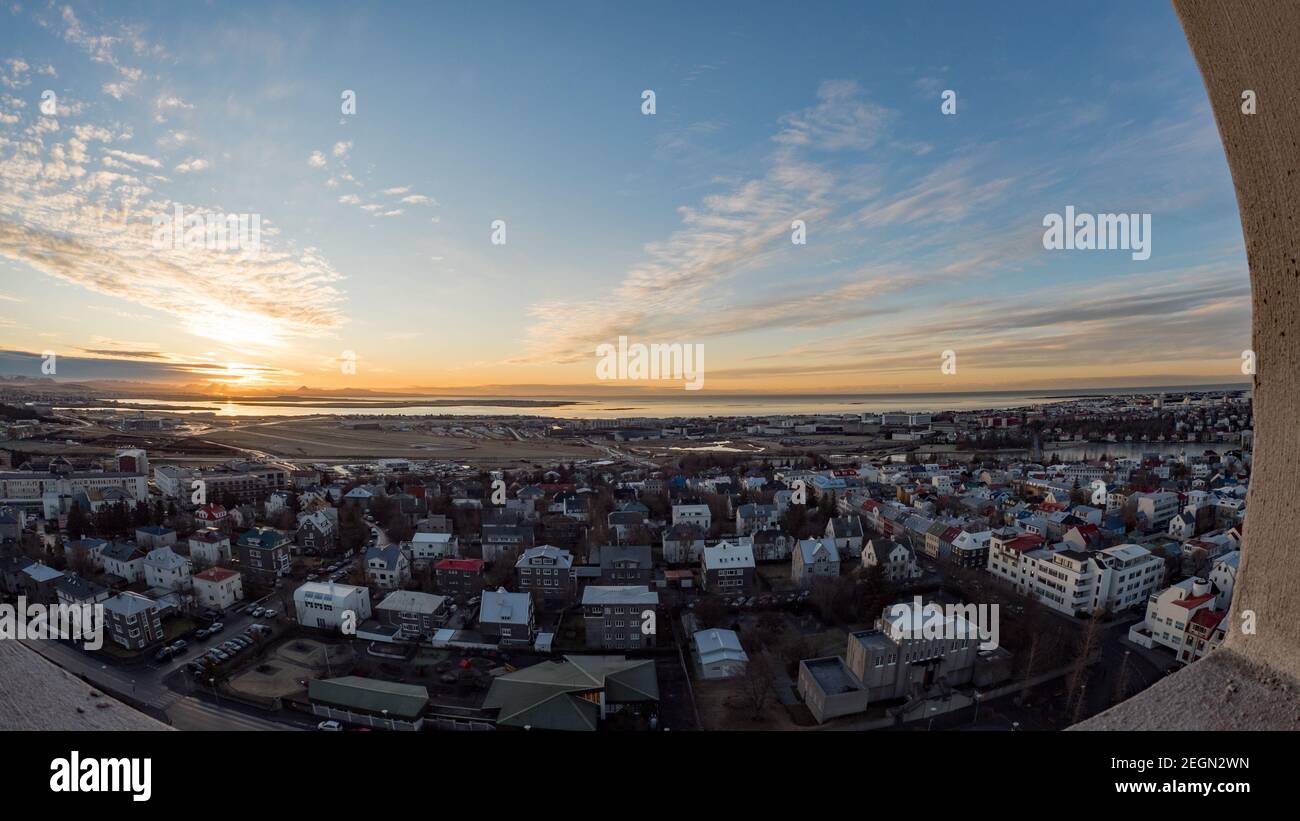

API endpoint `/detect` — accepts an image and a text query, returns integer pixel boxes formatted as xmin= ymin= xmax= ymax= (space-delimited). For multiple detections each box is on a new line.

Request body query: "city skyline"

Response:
xmin=0 ymin=1 xmax=1251 ymax=395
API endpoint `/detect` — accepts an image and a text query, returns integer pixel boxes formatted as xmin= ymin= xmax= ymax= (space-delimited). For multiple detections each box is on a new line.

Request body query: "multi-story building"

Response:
xmin=597 ymin=544 xmax=653 ymax=586
xmin=293 ymin=581 xmax=372 ymax=632
xmin=792 ymin=537 xmax=841 ymax=588
xmin=236 ymin=527 xmax=291 ymax=588
xmin=143 ymin=546 xmax=192 ymax=592
xmin=102 ymin=591 xmax=164 ymax=650
xmin=1134 ymin=491 xmax=1181 ymax=530
xmin=100 ymin=541 xmax=146 ymax=583
xmin=407 ymin=532 xmax=459 ymax=567
xmin=0 ymin=468 xmax=147 ymax=517
xmin=481 ymin=522 xmax=535 ymax=563
xmin=193 ymin=566 xmax=244 ymax=611
xmin=515 ymin=545 xmax=574 ymax=606
xmin=1179 ymin=608 xmax=1227 ymax=665
xmin=478 ymin=587 xmax=535 ymax=645
xmin=861 ymin=538 xmax=922 ymax=583
xmin=701 ymin=540 xmax=755 ymax=595
xmin=671 ymin=503 xmax=712 ymax=532
xmin=1133 ymin=577 xmax=1218 ymax=653
xmin=375 ymin=590 xmax=449 ymax=638
xmin=434 ymin=557 xmax=485 ymax=599
xmin=365 ymin=543 xmax=411 ymax=590
xmin=188 ymin=528 xmax=231 ymax=568
xmin=581 ymin=585 xmax=660 ymax=650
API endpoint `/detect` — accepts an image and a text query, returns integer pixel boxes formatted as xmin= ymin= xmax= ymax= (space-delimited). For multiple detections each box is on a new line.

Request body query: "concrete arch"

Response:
xmin=1078 ymin=0 xmax=1300 ymax=729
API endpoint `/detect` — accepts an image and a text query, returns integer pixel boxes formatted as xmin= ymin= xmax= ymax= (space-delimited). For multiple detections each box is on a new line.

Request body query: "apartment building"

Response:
xmin=701 ymin=540 xmax=756 ymax=595
xmin=102 ymin=591 xmax=164 ymax=650
xmin=434 ymin=557 xmax=485 ymax=599
xmin=236 ymin=527 xmax=291 ymax=587
xmin=193 ymin=566 xmax=244 ymax=611
xmin=582 ymin=585 xmax=660 ymax=650
xmin=671 ymin=503 xmax=712 ymax=532
xmin=515 ymin=545 xmax=575 ymax=606
xmin=293 ymin=581 xmax=372 ymax=632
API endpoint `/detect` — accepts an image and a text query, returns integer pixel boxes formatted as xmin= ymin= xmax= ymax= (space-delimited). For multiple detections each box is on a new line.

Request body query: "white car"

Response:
xmin=316 ymin=720 xmax=343 ymax=731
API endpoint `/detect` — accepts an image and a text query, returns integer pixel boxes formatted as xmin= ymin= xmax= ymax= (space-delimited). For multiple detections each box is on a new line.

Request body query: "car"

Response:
xmin=307 ymin=574 xmax=318 ymax=581
xmin=251 ymin=607 xmax=265 ymax=618
xmin=153 ymin=647 xmax=174 ymax=662
xmin=209 ymin=622 xmax=224 ymax=633
xmin=194 ymin=628 xmax=210 ymax=640
xmin=262 ymin=608 xmax=277 ymax=618
xmin=170 ymin=639 xmax=189 ymax=652
xmin=316 ymin=720 xmax=343 ymax=731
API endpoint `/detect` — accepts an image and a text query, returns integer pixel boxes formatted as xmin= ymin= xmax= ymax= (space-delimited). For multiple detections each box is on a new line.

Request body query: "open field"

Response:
xmin=227 ymin=638 xmax=355 ymax=700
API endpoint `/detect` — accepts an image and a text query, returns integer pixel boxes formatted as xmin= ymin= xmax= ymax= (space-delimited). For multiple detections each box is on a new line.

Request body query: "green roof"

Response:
xmin=482 ymin=656 xmax=658 ymax=731
xmin=308 ymin=676 xmax=429 ymax=719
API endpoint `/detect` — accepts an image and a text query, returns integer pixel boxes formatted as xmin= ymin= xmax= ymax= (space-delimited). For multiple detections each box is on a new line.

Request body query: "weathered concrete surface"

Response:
xmin=1079 ymin=0 xmax=1300 ymax=730
xmin=0 ymin=641 xmax=171 ymax=731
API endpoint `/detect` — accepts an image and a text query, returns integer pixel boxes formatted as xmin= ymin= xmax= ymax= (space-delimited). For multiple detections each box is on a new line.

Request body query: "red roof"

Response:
xmin=1190 ymin=608 xmax=1226 ymax=629
xmin=194 ymin=567 xmax=239 ymax=582
xmin=1003 ymin=534 xmax=1046 ymax=553
xmin=1174 ymin=592 xmax=1216 ymax=610
xmin=435 ymin=558 xmax=483 ymax=572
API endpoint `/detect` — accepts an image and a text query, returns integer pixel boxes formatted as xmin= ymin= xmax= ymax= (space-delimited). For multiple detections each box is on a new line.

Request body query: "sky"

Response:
xmin=0 ymin=1 xmax=1252 ymax=396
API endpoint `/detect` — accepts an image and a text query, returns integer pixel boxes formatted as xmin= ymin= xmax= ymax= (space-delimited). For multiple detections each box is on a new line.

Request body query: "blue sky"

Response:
xmin=0 ymin=1 xmax=1251 ymax=393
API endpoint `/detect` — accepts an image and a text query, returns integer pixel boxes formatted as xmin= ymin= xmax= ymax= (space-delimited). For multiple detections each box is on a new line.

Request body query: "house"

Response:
xmin=434 ymin=557 xmax=485 ymax=599
xmin=102 ymin=592 xmax=164 ymax=650
xmin=236 ymin=528 xmax=291 ymax=588
xmin=825 ymin=515 xmax=865 ymax=553
xmin=188 ymin=528 xmax=231 ymax=569
xmin=375 ymin=590 xmax=449 ymax=638
xmin=581 ymin=585 xmax=659 ymax=650
xmin=483 ymin=655 xmax=659 ymax=731
xmin=671 ymin=503 xmax=712 ymax=532
xmin=98 ymin=541 xmax=146 ymax=584
xmin=193 ymin=566 xmax=244 ymax=611
xmin=19 ymin=562 xmax=65 ymax=604
xmin=407 ymin=532 xmax=459 ymax=567
xmin=296 ymin=510 xmax=337 ymax=554
xmin=736 ymin=503 xmax=780 ymax=536
xmin=293 ymin=581 xmax=372 ymax=632
xmin=514 ymin=545 xmax=575 ymax=606
xmin=701 ymin=540 xmax=756 ymax=595
xmin=1169 ymin=511 xmax=1198 ymax=541
xmin=693 ymin=628 xmax=748 ymax=680
xmin=63 ymin=537 xmax=109 ymax=572
xmin=478 ymin=587 xmax=535 ymax=645
xmin=143 ymin=546 xmax=192 ymax=592
xmin=55 ymin=574 xmax=110 ymax=609
xmin=792 ymin=538 xmax=841 ymax=587
xmin=596 ymin=544 xmax=653 ymax=586
xmin=134 ymin=526 xmax=177 ymax=549
xmin=193 ymin=503 xmax=229 ymax=531
xmin=1179 ymin=608 xmax=1227 ymax=665
xmin=364 ymin=543 xmax=411 ymax=590
xmin=845 ymin=605 xmax=981 ymax=701
xmin=1209 ymin=550 xmax=1239 ymax=606
xmin=861 ymin=538 xmax=922 ymax=583
xmin=481 ymin=522 xmax=535 ymax=563
xmin=607 ymin=509 xmax=646 ymax=542
xmin=1131 ymin=577 xmax=1219 ymax=653
xmin=662 ymin=523 xmax=705 ymax=564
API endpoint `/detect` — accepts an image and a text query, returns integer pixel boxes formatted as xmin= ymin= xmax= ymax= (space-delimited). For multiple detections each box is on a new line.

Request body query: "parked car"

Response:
xmin=153 ymin=647 xmax=174 ymax=662
xmin=317 ymin=720 xmax=343 ymax=731
xmin=250 ymin=607 xmax=265 ymax=618
xmin=262 ymin=608 xmax=278 ymax=619
xmin=170 ymin=639 xmax=188 ymax=652
xmin=209 ymin=622 xmax=224 ymax=633
xmin=194 ymin=628 xmax=210 ymax=640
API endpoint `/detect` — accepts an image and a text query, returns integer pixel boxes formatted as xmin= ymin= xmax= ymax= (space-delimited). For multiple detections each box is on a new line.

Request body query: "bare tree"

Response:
xmin=737 ymin=649 xmax=776 ymax=721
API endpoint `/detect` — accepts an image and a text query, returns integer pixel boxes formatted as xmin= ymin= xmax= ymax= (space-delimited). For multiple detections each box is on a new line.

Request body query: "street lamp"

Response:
xmin=927 ymin=705 xmax=939 ymax=731
xmin=209 ymin=677 xmax=220 ymax=707
xmin=972 ymin=691 xmax=982 ymax=726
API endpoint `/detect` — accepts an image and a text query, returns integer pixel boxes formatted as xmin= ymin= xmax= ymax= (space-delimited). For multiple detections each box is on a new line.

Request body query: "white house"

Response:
xmin=693 ymin=628 xmax=748 ymax=680
xmin=144 ymin=546 xmax=192 ymax=592
xmin=188 ymin=528 xmax=231 ymax=568
xmin=294 ymin=581 xmax=372 ymax=632
xmin=792 ymin=537 xmax=841 ymax=587
xmin=1131 ymin=577 xmax=1218 ymax=653
xmin=407 ymin=532 xmax=459 ymax=566
xmin=1209 ymin=550 xmax=1240 ymax=606
xmin=193 ymin=566 xmax=244 ymax=611
xmin=860 ymin=538 xmax=922 ymax=583
xmin=671 ymin=503 xmax=712 ymax=532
